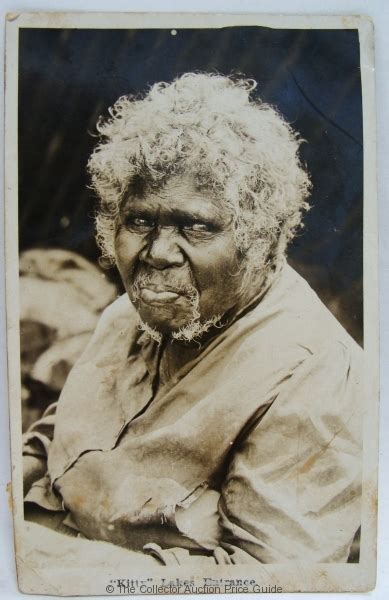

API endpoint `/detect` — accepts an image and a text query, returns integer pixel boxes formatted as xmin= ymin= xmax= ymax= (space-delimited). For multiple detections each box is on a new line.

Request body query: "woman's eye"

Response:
xmin=127 ymin=217 xmax=155 ymax=231
xmin=183 ymin=222 xmax=211 ymax=233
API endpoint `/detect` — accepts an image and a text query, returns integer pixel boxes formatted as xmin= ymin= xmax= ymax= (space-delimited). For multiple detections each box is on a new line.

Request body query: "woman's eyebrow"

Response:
xmin=121 ymin=205 xmax=156 ymax=218
xmin=167 ymin=208 xmax=220 ymax=224
xmin=121 ymin=203 xmax=225 ymax=225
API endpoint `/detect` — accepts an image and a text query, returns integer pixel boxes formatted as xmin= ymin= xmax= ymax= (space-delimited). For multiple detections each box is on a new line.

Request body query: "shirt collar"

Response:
xmin=133 ymin=259 xmax=285 ymax=376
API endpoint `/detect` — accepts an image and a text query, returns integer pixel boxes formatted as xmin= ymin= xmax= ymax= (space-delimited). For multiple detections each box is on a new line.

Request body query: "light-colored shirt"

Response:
xmin=24 ymin=262 xmax=363 ymax=564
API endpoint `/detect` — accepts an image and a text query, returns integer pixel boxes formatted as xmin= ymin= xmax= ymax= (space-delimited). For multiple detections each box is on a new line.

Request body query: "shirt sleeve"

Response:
xmin=23 ymin=402 xmax=61 ymax=506
xmin=23 ymin=401 xmax=58 ymax=459
xmin=216 ymin=340 xmax=363 ymax=563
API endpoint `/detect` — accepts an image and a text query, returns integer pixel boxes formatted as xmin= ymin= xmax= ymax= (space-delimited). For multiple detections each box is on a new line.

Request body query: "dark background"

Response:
xmin=18 ymin=27 xmax=363 ymax=344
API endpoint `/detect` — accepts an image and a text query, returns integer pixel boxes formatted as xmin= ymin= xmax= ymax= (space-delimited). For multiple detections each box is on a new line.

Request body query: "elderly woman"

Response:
xmin=23 ymin=73 xmax=362 ymax=565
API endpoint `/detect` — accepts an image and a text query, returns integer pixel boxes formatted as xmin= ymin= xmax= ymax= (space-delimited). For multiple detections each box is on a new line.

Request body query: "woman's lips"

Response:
xmin=140 ymin=287 xmax=180 ymax=305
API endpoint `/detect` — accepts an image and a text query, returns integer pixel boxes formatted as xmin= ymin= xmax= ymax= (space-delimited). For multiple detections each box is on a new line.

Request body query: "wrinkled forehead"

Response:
xmin=121 ymin=174 xmax=233 ymax=224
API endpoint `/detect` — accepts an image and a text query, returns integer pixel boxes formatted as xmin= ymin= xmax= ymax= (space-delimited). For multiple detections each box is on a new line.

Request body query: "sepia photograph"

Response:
xmin=4 ymin=12 xmax=378 ymax=595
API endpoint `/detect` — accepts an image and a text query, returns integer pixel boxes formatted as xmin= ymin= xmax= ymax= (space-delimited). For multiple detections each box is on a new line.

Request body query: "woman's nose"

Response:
xmin=139 ymin=227 xmax=185 ymax=270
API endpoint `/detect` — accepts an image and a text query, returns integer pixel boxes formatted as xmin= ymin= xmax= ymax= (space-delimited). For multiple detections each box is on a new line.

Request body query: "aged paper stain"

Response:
xmin=6 ymin=481 xmax=13 ymax=512
xmin=6 ymin=13 xmax=20 ymax=22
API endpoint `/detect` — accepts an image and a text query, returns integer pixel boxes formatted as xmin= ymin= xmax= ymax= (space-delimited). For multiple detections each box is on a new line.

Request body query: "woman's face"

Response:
xmin=114 ymin=176 xmax=245 ymax=338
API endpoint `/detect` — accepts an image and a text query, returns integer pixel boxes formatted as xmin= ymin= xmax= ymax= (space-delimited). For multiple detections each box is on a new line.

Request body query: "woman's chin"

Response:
xmin=137 ymin=304 xmax=194 ymax=335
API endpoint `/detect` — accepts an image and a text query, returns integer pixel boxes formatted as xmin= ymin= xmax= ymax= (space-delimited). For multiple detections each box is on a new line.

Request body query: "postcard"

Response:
xmin=5 ymin=12 xmax=378 ymax=594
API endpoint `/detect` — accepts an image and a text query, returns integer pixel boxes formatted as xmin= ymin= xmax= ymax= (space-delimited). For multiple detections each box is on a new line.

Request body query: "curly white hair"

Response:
xmin=88 ymin=72 xmax=311 ymax=291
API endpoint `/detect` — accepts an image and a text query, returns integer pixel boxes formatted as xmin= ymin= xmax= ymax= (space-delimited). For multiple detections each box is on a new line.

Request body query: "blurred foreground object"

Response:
xmin=20 ymin=249 xmax=117 ymax=431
